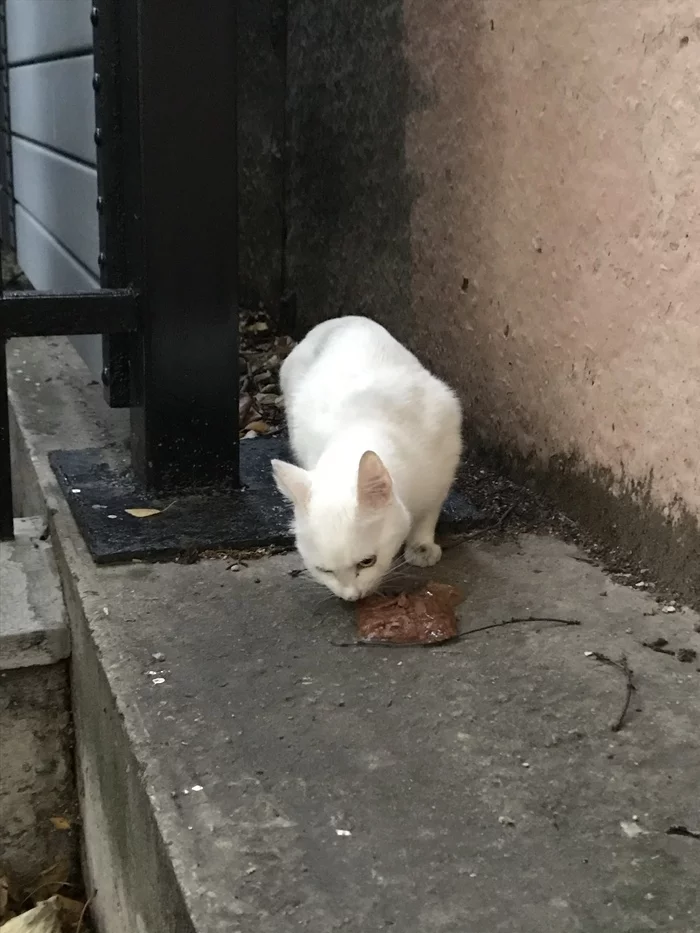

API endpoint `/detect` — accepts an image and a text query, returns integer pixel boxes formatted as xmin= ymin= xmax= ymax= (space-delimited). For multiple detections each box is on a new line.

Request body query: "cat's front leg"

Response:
xmin=404 ymin=508 xmax=442 ymax=567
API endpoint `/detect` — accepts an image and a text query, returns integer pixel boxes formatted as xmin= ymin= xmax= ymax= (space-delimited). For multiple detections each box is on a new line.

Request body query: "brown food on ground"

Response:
xmin=356 ymin=582 xmax=463 ymax=645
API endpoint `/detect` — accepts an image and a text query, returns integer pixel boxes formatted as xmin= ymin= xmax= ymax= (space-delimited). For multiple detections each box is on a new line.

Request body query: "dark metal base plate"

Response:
xmin=50 ymin=439 xmax=485 ymax=564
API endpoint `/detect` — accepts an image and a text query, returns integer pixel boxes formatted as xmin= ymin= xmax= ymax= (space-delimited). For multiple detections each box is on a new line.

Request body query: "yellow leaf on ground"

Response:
xmin=49 ymin=817 xmax=71 ymax=831
xmin=245 ymin=421 xmax=269 ymax=434
xmin=124 ymin=508 xmax=161 ymax=518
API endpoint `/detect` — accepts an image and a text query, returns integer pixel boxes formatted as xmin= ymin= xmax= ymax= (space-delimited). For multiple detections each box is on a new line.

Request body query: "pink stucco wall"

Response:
xmin=405 ymin=1 xmax=700 ymax=523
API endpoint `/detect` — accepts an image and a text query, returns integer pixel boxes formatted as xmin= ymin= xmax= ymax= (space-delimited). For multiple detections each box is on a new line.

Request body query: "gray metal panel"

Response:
xmin=6 ymin=0 xmax=93 ymax=65
xmin=8 ymin=55 xmax=96 ymax=164
xmin=15 ymin=204 xmax=102 ymax=378
xmin=12 ymin=136 xmax=98 ymax=274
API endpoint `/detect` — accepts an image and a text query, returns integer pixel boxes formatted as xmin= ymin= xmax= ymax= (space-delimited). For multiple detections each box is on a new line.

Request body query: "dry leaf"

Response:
xmin=53 ymin=895 xmax=85 ymax=930
xmin=238 ymin=394 xmax=252 ymax=422
xmin=29 ymin=860 xmax=71 ymax=902
xmin=49 ymin=817 xmax=71 ymax=831
xmin=0 ymin=896 xmax=62 ymax=933
xmin=124 ymin=508 xmax=161 ymax=519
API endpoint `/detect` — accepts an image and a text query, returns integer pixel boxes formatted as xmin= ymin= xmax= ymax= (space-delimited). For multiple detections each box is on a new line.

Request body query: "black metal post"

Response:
xmin=0 ymin=337 xmax=10 ymax=540
xmin=0 ymin=253 xmax=12 ymax=538
xmin=0 ymin=0 xmax=15 ymax=252
xmin=91 ymin=0 xmax=134 ymax=408
xmin=128 ymin=0 xmax=240 ymax=493
xmin=0 ymin=2 xmax=12 ymax=538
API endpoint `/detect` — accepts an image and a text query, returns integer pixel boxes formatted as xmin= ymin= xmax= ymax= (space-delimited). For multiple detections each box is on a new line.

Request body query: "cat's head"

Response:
xmin=272 ymin=450 xmax=410 ymax=601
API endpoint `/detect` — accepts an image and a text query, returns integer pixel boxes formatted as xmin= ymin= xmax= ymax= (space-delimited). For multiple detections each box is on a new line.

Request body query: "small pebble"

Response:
xmin=152 ymin=677 xmax=165 ymax=685
xmin=152 ymin=652 xmax=166 ymax=662
xmin=661 ymin=605 xmax=677 ymax=614
xmin=229 ymin=564 xmax=241 ymax=572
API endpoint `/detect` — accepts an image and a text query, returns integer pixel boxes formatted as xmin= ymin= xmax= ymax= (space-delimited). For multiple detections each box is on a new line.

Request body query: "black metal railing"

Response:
xmin=0 ymin=0 xmax=244 ymax=547
xmin=0 ymin=285 xmax=140 ymax=539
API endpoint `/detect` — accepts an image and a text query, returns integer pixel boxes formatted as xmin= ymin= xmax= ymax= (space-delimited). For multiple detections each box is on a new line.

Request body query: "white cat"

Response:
xmin=272 ymin=316 xmax=462 ymax=601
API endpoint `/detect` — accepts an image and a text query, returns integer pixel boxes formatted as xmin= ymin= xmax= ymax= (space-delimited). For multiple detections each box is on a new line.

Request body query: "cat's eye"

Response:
xmin=357 ymin=556 xmax=377 ymax=570
xmin=316 ymin=567 xmax=332 ymax=574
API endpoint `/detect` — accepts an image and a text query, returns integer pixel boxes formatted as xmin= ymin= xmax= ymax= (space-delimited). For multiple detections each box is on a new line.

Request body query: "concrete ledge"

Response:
xmin=8 ymin=338 xmax=700 ymax=933
xmin=1 ymin=517 xmax=70 ymax=669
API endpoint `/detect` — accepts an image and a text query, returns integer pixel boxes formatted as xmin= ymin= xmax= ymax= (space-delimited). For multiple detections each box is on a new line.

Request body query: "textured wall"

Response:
xmin=288 ymin=0 xmax=416 ymax=330
xmin=288 ymin=0 xmax=700 ymax=582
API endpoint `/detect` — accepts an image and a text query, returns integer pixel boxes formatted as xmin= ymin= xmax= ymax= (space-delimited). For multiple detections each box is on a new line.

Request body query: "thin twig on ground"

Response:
xmin=332 ymin=615 xmax=581 ymax=648
xmin=666 ymin=825 xmax=700 ymax=840
xmin=496 ymin=503 xmax=516 ymax=531
xmin=454 ymin=615 xmax=581 ymax=640
xmin=76 ymin=891 xmax=96 ymax=933
xmin=642 ymin=638 xmax=675 ymax=656
xmin=588 ymin=651 xmax=635 ymax=732
xmin=442 ymin=504 xmax=518 ymax=551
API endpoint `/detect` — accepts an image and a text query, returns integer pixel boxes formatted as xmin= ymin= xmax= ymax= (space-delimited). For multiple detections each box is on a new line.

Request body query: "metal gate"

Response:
xmin=0 ymin=0 xmax=292 ymax=559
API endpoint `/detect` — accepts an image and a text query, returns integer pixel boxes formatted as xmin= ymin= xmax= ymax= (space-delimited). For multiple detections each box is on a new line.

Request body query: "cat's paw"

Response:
xmin=405 ymin=541 xmax=442 ymax=567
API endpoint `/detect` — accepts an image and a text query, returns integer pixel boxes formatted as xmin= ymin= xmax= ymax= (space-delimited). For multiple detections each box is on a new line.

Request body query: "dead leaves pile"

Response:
xmin=0 ymin=863 xmax=92 ymax=933
xmin=238 ymin=310 xmax=295 ymax=438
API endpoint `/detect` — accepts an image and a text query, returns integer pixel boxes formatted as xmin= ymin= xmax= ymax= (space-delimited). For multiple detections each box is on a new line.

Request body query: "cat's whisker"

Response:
xmin=389 ymin=556 xmax=412 ymax=571
xmin=384 ymin=567 xmax=416 ymax=581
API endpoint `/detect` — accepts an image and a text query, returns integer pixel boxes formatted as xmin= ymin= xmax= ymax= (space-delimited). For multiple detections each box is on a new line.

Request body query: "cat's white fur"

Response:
xmin=272 ymin=316 xmax=462 ymax=601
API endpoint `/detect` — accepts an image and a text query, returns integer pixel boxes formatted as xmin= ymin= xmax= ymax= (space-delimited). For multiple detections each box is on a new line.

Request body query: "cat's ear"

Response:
xmin=271 ymin=459 xmax=310 ymax=509
xmin=357 ymin=450 xmax=393 ymax=511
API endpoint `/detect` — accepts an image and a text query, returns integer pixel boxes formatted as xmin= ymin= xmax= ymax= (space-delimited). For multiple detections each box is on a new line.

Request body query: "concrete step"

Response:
xmin=8 ymin=338 xmax=700 ymax=933
xmin=64 ymin=536 xmax=700 ymax=933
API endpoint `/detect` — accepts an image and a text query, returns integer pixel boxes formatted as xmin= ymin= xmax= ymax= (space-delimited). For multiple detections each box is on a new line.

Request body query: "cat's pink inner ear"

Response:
xmin=357 ymin=450 xmax=393 ymax=510
xmin=271 ymin=459 xmax=310 ymax=508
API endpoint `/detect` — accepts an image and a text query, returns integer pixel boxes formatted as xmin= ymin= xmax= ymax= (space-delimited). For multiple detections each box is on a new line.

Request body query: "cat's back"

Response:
xmin=282 ymin=316 xmax=424 ymax=396
xmin=282 ymin=317 xmax=460 ymax=467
